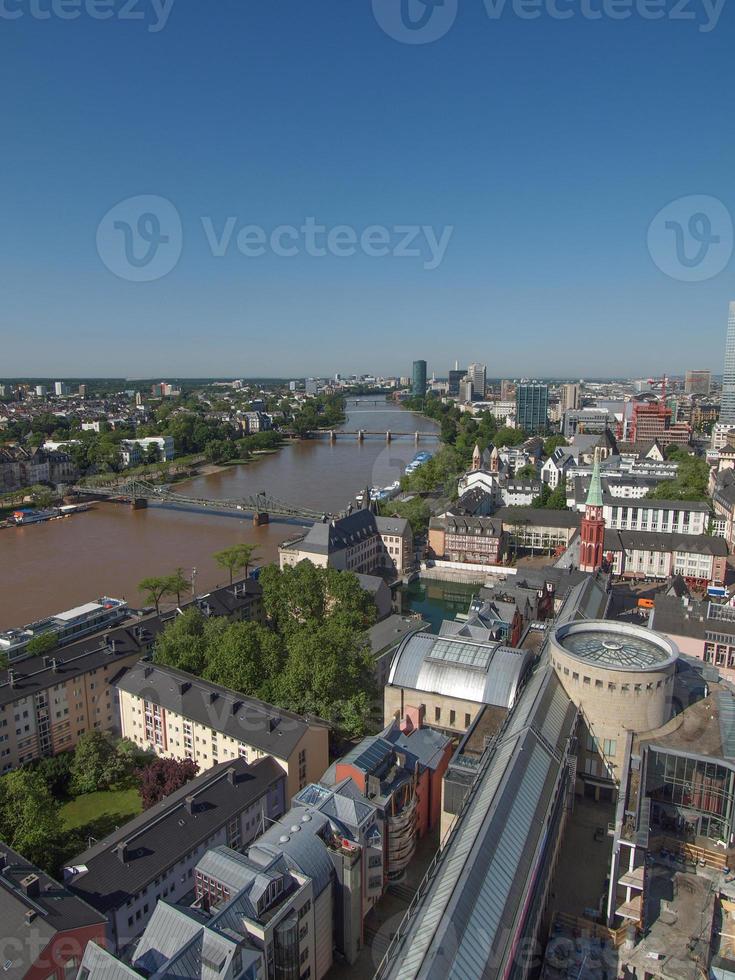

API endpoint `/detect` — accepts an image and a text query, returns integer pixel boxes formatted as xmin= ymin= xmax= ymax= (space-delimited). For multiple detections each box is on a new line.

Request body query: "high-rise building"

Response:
xmin=720 ymin=304 xmax=735 ymax=423
xmin=685 ymin=369 xmax=711 ymax=395
xmin=500 ymin=379 xmax=514 ymax=401
xmin=412 ymin=360 xmax=427 ymax=398
xmin=560 ymin=382 xmax=580 ymax=413
xmin=459 ymin=377 xmax=473 ymax=403
xmin=78 ymin=383 xmax=87 ymax=398
xmin=515 ymin=382 xmax=548 ymax=432
xmin=54 ymin=381 xmax=70 ymax=396
xmin=448 ymin=366 xmax=466 ymax=398
xmin=467 ymin=362 xmax=486 ymax=400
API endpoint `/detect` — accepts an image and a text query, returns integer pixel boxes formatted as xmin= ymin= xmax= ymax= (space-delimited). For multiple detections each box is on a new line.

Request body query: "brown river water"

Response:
xmin=0 ymin=399 xmax=439 ymax=628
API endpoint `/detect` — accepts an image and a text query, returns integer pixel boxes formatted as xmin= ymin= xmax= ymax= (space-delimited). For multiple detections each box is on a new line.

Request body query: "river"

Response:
xmin=0 ymin=399 xmax=440 ymax=629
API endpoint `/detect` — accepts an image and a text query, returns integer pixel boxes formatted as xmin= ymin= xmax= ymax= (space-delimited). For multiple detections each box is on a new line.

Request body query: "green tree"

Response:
xmin=515 ymin=463 xmax=538 ymax=479
xmin=648 ymin=455 xmax=710 ymax=502
xmin=138 ymin=575 xmax=169 ymax=614
xmin=543 ymin=434 xmax=568 ymax=457
xmin=154 ymin=607 xmax=209 ymax=674
xmin=273 ymin=616 xmax=376 ymax=737
xmin=214 ymin=544 xmax=259 ymax=585
xmin=0 ymin=770 xmax=63 ymax=869
xmin=166 ymin=567 xmax=190 ymax=606
xmin=25 ymin=632 xmax=59 ymax=657
xmin=70 ymin=731 xmax=133 ymax=795
xmin=30 ymin=484 xmax=55 ymax=509
xmin=202 ymin=620 xmax=286 ymax=700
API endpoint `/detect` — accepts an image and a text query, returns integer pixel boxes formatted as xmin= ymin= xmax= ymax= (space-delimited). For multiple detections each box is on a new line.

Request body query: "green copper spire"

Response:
xmin=586 ymin=451 xmax=603 ymax=508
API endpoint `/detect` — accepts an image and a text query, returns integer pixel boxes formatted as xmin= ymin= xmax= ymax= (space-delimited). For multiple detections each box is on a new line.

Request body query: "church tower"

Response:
xmin=579 ymin=450 xmax=605 ymax=572
xmin=472 ymin=444 xmax=482 ymax=471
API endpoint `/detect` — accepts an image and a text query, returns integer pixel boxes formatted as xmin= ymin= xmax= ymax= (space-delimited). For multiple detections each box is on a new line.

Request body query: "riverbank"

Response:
xmin=3 ymin=398 xmax=440 ymax=629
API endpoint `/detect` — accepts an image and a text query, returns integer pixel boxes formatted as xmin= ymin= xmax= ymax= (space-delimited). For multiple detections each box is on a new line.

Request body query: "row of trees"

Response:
xmin=138 ymin=545 xmax=260 ymax=613
xmin=153 ymin=562 xmax=377 ymax=738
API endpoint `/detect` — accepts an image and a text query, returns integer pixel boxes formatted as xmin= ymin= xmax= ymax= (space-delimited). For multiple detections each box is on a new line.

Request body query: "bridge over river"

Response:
xmin=70 ymin=480 xmax=327 ymax=525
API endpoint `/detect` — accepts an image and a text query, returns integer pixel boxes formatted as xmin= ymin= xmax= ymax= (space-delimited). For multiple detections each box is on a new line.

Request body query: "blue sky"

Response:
xmin=1 ymin=0 xmax=734 ymax=378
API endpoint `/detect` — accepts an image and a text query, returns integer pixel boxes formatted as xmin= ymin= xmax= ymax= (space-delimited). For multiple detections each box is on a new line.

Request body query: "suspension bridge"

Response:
xmin=70 ymin=480 xmax=327 ymax=525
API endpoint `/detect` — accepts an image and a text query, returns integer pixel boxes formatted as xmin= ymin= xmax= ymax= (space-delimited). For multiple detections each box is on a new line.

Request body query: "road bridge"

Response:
xmin=70 ymin=480 xmax=326 ymax=526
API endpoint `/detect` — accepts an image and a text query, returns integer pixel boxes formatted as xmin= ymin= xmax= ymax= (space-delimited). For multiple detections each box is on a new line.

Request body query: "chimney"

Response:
xmin=115 ymin=842 xmax=128 ymax=863
xmin=51 ymin=658 xmax=59 ymax=673
xmin=144 ymin=666 xmax=153 ymax=678
xmin=8 ymin=670 xmax=16 ymax=688
xmin=209 ymin=692 xmax=218 ymax=705
xmin=178 ymin=682 xmax=190 ymax=695
xmin=25 ymin=910 xmax=37 ymax=925
xmin=226 ymin=767 xmax=237 ymax=786
xmin=20 ymin=874 xmax=40 ymax=898
xmin=109 ymin=638 xmax=116 ymax=654
xmin=185 ymin=795 xmax=196 ymax=815
xmin=232 ymin=701 xmax=243 ymax=716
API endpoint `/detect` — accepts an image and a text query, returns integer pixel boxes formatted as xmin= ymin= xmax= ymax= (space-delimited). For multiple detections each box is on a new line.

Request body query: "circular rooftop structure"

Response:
xmin=553 ymin=621 xmax=678 ymax=672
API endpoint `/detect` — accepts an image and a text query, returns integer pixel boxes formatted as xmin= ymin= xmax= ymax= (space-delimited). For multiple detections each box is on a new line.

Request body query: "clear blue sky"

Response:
xmin=1 ymin=0 xmax=733 ymax=378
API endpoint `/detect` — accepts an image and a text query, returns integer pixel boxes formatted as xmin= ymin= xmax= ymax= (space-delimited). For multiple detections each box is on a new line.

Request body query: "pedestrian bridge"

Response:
xmin=70 ymin=480 xmax=325 ymax=525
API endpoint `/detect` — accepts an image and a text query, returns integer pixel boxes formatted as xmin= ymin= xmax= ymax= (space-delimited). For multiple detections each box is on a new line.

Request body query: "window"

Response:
xmin=464 ymin=713 xmax=471 ymax=728
xmin=449 ymin=710 xmax=456 ymax=726
xmin=434 ymin=706 xmax=441 ymax=722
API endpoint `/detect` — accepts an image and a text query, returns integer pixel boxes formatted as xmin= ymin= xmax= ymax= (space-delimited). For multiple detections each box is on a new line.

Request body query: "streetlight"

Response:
xmin=191 ymin=567 xmax=197 ymax=598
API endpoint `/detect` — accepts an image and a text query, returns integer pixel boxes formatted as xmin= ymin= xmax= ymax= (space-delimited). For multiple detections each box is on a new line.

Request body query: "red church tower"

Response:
xmin=579 ymin=450 xmax=605 ymax=573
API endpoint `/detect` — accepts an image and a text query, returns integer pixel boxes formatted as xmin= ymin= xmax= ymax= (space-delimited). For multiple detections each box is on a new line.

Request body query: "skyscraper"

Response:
xmin=467 ymin=363 xmax=486 ymax=400
xmin=515 ymin=383 xmax=548 ymax=432
xmin=412 ymin=360 xmax=427 ymax=398
xmin=448 ymin=366 xmax=466 ymax=398
xmin=722 ymin=303 xmax=735 ymax=424
xmin=560 ymin=382 xmax=580 ymax=413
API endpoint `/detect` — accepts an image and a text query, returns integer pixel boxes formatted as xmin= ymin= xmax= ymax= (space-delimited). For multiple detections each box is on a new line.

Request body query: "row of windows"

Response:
xmin=434 ymin=706 xmax=472 ymax=728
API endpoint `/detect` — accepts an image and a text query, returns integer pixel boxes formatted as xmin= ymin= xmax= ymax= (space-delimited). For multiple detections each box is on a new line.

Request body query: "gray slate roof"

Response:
xmin=65 ymin=757 xmax=283 ymax=914
xmin=604 ymin=528 xmax=728 ymax=556
xmin=115 ymin=661 xmax=328 ymax=757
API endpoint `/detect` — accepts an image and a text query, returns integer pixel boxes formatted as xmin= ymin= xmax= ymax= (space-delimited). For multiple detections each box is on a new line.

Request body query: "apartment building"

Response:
xmin=116 ymin=662 xmax=330 ymax=803
xmin=64 ymin=758 xmax=286 ymax=955
xmin=603 ymin=496 xmax=709 ymax=535
xmin=0 ymin=622 xmax=159 ymax=773
xmin=0 ymin=845 xmax=106 ymax=980
xmin=603 ymin=528 xmax=728 ymax=585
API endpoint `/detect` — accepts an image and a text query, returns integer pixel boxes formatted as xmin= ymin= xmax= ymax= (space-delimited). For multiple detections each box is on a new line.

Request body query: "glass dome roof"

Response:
xmin=558 ymin=626 xmax=674 ymax=670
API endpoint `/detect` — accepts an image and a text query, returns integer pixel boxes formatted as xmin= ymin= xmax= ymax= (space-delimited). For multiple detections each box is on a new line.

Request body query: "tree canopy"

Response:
xmin=154 ymin=562 xmax=377 ymax=737
xmin=648 ymin=455 xmax=710 ymax=501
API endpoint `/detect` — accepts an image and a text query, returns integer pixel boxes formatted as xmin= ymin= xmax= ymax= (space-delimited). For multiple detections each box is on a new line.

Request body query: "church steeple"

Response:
xmin=579 ymin=449 xmax=605 ymax=572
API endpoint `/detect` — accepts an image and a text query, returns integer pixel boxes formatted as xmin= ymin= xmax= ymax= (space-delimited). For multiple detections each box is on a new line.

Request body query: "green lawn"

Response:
xmin=60 ymin=788 xmax=142 ymax=831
